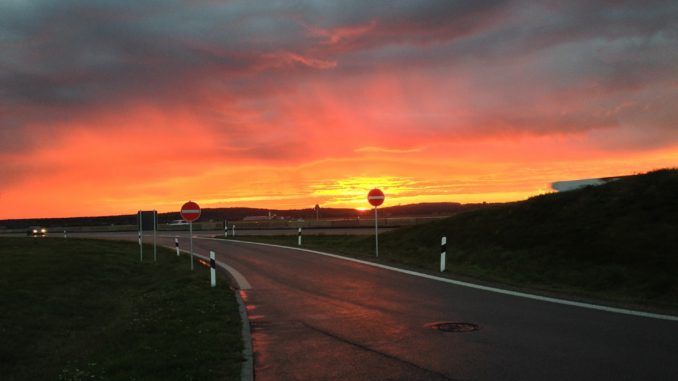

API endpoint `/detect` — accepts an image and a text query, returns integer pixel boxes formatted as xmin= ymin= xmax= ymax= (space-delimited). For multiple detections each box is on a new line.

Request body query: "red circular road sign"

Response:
xmin=367 ymin=188 xmax=385 ymax=207
xmin=180 ymin=201 xmax=201 ymax=222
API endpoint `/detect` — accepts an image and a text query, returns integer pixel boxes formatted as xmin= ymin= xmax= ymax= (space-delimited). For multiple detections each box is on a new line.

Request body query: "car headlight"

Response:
xmin=41 ymin=229 xmax=47 ymax=233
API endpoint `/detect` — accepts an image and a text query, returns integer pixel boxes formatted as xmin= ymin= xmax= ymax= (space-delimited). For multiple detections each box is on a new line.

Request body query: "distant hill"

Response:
xmin=0 ymin=202 xmax=488 ymax=230
xmin=375 ymin=169 xmax=678 ymax=307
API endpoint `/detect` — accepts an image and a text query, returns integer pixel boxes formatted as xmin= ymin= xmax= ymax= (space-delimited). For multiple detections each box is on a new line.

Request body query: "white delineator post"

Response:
xmin=175 ymin=237 xmax=180 ymax=256
xmin=440 ymin=236 xmax=447 ymax=272
xmin=232 ymin=224 xmax=236 ymax=237
xmin=210 ymin=251 xmax=216 ymax=288
xmin=63 ymin=230 xmax=67 ymax=239
xmin=298 ymin=227 xmax=302 ymax=246
xmin=224 ymin=221 xmax=228 ymax=238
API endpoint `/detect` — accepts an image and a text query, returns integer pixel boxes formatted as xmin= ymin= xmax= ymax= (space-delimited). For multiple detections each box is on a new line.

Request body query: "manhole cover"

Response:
xmin=425 ymin=322 xmax=479 ymax=333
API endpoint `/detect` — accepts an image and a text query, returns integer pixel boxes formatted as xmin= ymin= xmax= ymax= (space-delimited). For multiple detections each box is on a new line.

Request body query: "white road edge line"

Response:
xmin=235 ymin=291 xmax=254 ymax=381
xmin=196 ymin=237 xmax=678 ymax=322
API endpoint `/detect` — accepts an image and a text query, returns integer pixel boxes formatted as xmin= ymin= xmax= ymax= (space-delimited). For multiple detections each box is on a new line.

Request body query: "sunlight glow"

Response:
xmin=311 ymin=176 xmax=418 ymax=207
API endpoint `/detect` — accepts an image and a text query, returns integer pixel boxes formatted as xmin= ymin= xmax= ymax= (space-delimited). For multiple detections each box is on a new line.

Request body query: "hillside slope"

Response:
xmin=377 ymin=169 xmax=678 ymax=307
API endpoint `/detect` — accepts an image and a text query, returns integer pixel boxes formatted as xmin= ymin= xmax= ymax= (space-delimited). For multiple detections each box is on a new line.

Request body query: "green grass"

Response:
xmin=225 ymin=169 xmax=678 ymax=311
xmin=0 ymin=237 xmax=243 ymax=381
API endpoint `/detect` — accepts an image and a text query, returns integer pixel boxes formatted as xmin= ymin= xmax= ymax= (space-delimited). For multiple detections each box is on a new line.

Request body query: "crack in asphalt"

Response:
xmin=299 ymin=321 xmax=463 ymax=381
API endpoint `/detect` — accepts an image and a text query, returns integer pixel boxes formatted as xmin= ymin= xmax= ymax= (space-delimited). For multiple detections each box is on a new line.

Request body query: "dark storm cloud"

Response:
xmin=0 ymin=1 xmax=255 ymax=106
xmin=0 ymin=0 xmax=676 ymax=153
xmin=0 ymin=0 xmax=514 ymax=152
xmin=0 ymin=0 xmax=512 ymax=109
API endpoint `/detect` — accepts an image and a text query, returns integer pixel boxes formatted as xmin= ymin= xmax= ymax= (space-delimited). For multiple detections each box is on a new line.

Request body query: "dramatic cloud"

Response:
xmin=1 ymin=0 xmax=677 ymax=218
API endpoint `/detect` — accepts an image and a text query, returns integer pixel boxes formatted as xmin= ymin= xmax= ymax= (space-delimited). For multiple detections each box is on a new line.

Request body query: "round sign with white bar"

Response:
xmin=180 ymin=201 xmax=201 ymax=222
xmin=367 ymin=188 xmax=385 ymax=207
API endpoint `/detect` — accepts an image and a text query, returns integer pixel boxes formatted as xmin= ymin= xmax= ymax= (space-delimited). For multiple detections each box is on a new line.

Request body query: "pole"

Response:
xmin=153 ymin=211 xmax=157 ymax=262
xmin=210 ymin=251 xmax=216 ymax=288
xmin=139 ymin=212 xmax=143 ymax=263
xmin=63 ymin=230 xmax=67 ymax=239
xmin=374 ymin=206 xmax=379 ymax=258
xmin=224 ymin=220 xmax=228 ymax=238
xmin=175 ymin=237 xmax=180 ymax=256
xmin=298 ymin=227 xmax=302 ymax=246
xmin=189 ymin=221 xmax=194 ymax=271
xmin=440 ymin=236 xmax=447 ymax=272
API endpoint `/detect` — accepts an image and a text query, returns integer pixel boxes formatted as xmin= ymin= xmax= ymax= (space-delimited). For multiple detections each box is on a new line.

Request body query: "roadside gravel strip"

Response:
xmin=196 ymin=237 xmax=678 ymax=322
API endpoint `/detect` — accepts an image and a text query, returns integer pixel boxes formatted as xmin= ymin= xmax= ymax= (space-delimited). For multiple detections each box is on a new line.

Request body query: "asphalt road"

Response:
xmin=0 ymin=227 xmax=393 ymax=238
xmin=79 ymin=233 xmax=678 ymax=380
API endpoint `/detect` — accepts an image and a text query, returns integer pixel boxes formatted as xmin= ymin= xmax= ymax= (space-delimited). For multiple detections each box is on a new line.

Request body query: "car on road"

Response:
xmin=27 ymin=226 xmax=48 ymax=237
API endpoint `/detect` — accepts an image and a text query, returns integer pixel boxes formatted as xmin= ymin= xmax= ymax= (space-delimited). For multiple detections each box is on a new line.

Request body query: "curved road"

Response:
xmin=87 ymin=233 xmax=678 ymax=380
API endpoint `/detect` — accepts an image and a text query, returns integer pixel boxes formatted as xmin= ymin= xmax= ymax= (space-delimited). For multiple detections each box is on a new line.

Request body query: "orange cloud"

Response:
xmin=2 ymin=1 xmax=677 ymax=219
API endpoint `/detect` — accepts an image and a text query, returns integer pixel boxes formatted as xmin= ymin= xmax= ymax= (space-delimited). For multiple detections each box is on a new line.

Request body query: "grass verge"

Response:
xmin=0 ymin=237 xmax=242 ymax=381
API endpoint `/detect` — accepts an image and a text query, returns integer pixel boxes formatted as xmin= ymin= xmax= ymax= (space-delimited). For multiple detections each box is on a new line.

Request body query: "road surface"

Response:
xmin=79 ymin=233 xmax=678 ymax=380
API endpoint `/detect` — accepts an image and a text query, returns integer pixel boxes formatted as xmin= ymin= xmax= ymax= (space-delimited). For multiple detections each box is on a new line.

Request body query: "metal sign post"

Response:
xmin=180 ymin=201 xmax=201 ymax=271
xmin=189 ymin=221 xmax=194 ymax=271
xmin=138 ymin=210 xmax=143 ymax=262
xmin=153 ymin=210 xmax=157 ymax=262
xmin=374 ymin=206 xmax=379 ymax=257
xmin=368 ymin=189 xmax=385 ymax=258
xmin=138 ymin=210 xmax=158 ymax=263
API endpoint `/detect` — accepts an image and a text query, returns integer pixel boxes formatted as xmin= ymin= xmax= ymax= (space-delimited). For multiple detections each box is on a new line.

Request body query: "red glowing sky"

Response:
xmin=1 ymin=1 xmax=677 ymax=219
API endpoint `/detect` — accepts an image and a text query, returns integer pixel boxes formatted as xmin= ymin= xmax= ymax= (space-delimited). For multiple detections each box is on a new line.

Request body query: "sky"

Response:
xmin=1 ymin=0 xmax=677 ymax=219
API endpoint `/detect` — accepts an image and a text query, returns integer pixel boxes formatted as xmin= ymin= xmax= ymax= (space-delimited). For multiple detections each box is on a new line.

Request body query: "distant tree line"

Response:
xmin=0 ymin=203 xmax=490 ymax=229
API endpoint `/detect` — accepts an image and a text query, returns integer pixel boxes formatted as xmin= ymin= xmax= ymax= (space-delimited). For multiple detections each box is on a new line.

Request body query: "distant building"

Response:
xmin=243 ymin=212 xmax=276 ymax=221
xmin=551 ymin=176 xmax=630 ymax=192
xmin=243 ymin=216 xmax=268 ymax=221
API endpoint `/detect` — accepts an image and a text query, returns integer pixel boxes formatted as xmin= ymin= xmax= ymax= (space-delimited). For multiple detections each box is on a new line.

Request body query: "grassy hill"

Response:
xmin=380 ymin=169 xmax=678 ymax=305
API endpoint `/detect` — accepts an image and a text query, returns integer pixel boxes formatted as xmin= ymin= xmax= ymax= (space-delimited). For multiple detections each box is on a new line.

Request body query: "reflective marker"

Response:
xmin=210 ymin=251 xmax=216 ymax=288
xmin=440 ymin=236 xmax=447 ymax=272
